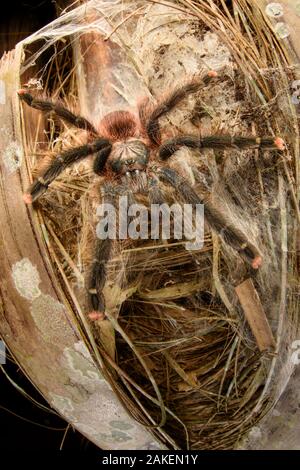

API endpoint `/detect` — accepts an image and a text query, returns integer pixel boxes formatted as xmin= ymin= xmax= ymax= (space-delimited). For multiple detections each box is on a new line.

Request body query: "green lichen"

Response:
xmin=99 ymin=430 xmax=133 ymax=443
xmin=109 ymin=420 xmax=134 ymax=431
xmin=62 ymin=341 xmax=106 ymax=394
xmin=49 ymin=393 xmax=77 ymax=422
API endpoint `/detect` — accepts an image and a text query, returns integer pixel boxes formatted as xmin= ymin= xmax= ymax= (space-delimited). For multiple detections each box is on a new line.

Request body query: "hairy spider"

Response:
xmin=18 ymin=71 xmax=285 ymax=320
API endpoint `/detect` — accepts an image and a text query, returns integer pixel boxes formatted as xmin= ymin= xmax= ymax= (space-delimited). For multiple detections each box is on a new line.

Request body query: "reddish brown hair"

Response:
xmin=98 ymin=111 xmax=137 ymax=141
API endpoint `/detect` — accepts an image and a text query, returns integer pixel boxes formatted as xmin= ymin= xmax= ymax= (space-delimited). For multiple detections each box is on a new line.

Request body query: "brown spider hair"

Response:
xmin=98 ymin=110 xmax=138 ymax=141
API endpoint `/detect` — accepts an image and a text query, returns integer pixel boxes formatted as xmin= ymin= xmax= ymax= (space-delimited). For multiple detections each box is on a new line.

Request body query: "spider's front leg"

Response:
xmin=87 ymin=183 xmax=134 ymax=321
xmin=87 ymin=237 xmax=112 ymax=321
xmin=159 ymin=134 xmax=285 ymax=160
xmin=139 ymin=71 xmax=218 ymax=145
xmin=23 ymin=139 xmax=111 ymax=203
xmin=158 ymin=167 xmax=262 ymax=269
xmin=18 ymin=90 xmax=97 ymax=134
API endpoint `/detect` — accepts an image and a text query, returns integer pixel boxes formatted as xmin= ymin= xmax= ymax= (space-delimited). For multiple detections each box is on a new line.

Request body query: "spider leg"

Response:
xmin=139 ymin=71 xmax=218 ymax=145
xmin=88 ymin=237 xmax=112 ymax=321
xmin=24 ymin=139 xmax=110 ymax=203
xmin=158 ymin=167 xmax=262 ymax=269
xmin=159 ymin=134 xmax=285 ymax=160
xmin=93 ymin=145 xmax=112 ymax=175
xmin=148 ymin=175 xmax=166 ymax=204
xmin=18 ymin=90 xmax=97 ymax=135
xmin=87 ymin=183 xmax=134 ymax=320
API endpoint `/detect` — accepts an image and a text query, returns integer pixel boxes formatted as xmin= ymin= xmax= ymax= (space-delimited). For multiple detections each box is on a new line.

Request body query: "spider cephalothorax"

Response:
xmin=108 ymin=138 xmax=150 ymax=174
xmin=18 ymin=71 xmax=285 ymax=319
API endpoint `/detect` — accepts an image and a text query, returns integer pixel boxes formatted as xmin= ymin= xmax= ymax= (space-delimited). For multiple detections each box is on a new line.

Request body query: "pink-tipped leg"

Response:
xmin=17 ymin=89 xmax=27 ymax=96
xmin=274 ymin=137 xmax=285 ymax=150
xmin=252 ymin=256 xmax=263 ymax=270
xmin=23 ymin=193 xmax=33 ymax=204
xmin=208 ymin=70 xmax=218 ymax=78
xmin=88 ymin=311 xmax=106 ymax=321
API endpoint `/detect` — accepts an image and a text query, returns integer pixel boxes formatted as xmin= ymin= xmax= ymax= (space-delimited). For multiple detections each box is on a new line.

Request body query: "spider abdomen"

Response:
xmin=98 ymin=110 xmax=138 ymax=141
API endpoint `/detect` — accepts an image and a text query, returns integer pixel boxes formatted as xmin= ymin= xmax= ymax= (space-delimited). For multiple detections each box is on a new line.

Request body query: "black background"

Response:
xmin=0 ymin=353 xmax=98 ymax=451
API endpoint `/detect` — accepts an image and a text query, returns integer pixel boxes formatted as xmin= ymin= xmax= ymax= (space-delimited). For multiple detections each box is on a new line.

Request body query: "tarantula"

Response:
xmin=18 ymin=71 xmax=285 ymax=320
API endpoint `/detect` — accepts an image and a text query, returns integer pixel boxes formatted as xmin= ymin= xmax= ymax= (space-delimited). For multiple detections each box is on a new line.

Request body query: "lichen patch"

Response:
xmin=62 ymin=343 xmax=106 ymax=394
xmin=12 ymin=258 xmax=41 ymax=301
xmin=3 ymin=140 xmax=23 ymax=174
xmin=274 ymin=22 xmax=290 ymax=39
xmin=30 ymin=294 xmax=75 ymax=346
xmin=265 ymin=3 xmax=284 ymax=18
xmin=49 ymin=393 xmax=77 ymax=422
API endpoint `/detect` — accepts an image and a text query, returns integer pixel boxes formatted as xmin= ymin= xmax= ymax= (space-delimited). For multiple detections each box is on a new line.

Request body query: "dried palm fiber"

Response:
xmin=0 ymin=0 xmax=299 ymax=450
